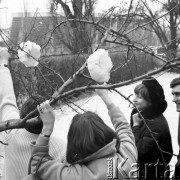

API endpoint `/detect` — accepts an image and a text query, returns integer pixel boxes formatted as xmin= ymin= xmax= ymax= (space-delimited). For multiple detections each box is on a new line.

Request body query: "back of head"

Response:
xmin=170 ymin=77 xmax=180 ymax=88
xmin=20 ymin=95 xmax=46 ymax=134
xmin=66 ymin=111 xmax=120 ymax=164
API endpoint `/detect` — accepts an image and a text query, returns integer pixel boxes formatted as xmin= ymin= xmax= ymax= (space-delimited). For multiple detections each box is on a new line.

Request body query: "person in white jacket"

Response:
xmin=0 ymin=47 xmax=66 ymax=180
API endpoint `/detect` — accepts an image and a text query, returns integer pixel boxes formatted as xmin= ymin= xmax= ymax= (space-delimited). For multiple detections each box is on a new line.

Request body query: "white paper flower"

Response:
xmin=18 ymin=41 xmax=41 ymax=67
xmin=87 ymin=49 xmax=113 ymax=83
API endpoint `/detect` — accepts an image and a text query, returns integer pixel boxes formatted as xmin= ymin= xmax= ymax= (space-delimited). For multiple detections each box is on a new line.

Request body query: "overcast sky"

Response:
xmin=1 ymin=0 xmax=127 ymax=14
xmin=0 ymin=0 xmax=123 ymax=29
xmin=1 ymin=0 xmax=164 ymax=14
xmin=0 ymin=0 xmax=163 ymax=29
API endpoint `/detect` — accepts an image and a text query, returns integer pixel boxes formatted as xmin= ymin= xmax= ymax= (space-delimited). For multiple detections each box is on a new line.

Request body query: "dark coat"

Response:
xmin=173 ymin=114 xmax=180 ymax=180
xmin=131 ymin=104 xmax=173 ymax=180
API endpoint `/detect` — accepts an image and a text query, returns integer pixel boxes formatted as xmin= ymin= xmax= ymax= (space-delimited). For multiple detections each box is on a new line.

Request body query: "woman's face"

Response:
xmin=133 ymin=93 xmax=151 ymax=111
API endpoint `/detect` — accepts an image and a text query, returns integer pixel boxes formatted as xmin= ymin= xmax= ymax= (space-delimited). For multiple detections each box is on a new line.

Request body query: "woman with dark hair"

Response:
xmin=66 ymin=111 xmax=120 ymax=164
xmin=26 ymin=89 xmax=137 ymax=180
xmin=131 ymin=77 xmax=173 ymax=179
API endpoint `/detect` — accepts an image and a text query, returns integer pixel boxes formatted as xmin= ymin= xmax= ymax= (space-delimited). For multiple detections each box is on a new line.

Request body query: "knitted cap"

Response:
xmin=142 ymin=77 xmax=165 ymax=104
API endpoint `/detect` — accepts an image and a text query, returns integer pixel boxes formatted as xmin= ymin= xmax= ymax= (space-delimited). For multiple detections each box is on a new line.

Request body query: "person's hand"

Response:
xmin=96 ymin=88 xmax=108 ymax=98
xmin=96 ymin=88 xmax=114 ymax=107
xmin=0 ymin=47 xmax=10 ymax=64
xmin=132 ymin=113 xmax=142 ymax=126
xmin=37 ymin=100 xmax=55 ymax=136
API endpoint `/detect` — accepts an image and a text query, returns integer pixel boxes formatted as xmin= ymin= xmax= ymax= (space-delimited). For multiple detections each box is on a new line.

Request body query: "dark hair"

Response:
xmin=170 ymin=77 xmax=180 ymax=88
xmin=66 ymin=111 xmax=120 ymax=164
xmin=20 ymin=95 xmax=46 ymax=134
xmin=134 ymin=84 xmax=151 ymax=103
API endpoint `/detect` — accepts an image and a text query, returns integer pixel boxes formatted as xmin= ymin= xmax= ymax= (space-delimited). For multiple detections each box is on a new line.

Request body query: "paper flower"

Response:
xmin=18 ymin=41 xmax=41 ymax=67
xmin=87 ymin=49 xmax=113 ymax=83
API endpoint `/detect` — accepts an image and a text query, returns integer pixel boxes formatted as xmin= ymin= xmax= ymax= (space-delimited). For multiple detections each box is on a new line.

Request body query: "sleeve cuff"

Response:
xmin=31 ymin=134 xmax=50 ymax=155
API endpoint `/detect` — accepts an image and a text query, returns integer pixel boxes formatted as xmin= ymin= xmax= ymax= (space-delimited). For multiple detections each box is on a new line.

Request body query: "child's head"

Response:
xmin=66 ymin=111 xmax=120 ymax=164
xmin=20 ymin=95 xmax=46 ymax=134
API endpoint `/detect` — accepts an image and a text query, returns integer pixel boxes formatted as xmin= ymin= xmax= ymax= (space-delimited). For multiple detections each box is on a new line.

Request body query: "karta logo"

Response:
xmin=107 ymin=158 xmax=175 ymax=179
xmin=107 ymin=157 xmax=130 ymax=179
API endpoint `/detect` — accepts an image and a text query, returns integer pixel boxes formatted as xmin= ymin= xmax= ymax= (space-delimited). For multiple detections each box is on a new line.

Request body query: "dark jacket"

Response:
xmin=173 ymin=114 xmax=180 ymax=180
xmin=131 ymin=104 xmax=173 ymax=180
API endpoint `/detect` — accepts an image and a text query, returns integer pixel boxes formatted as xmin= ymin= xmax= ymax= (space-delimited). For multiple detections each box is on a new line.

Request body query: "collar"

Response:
xmin=74 ymin=139 xmax=117 ymax=164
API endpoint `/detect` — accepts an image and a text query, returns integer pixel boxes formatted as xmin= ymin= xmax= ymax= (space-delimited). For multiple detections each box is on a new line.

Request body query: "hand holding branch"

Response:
xmin=96 ymin=89 xmax=113 ymax=108
xmin=37 ymin=100 xmax=55 ymax=137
